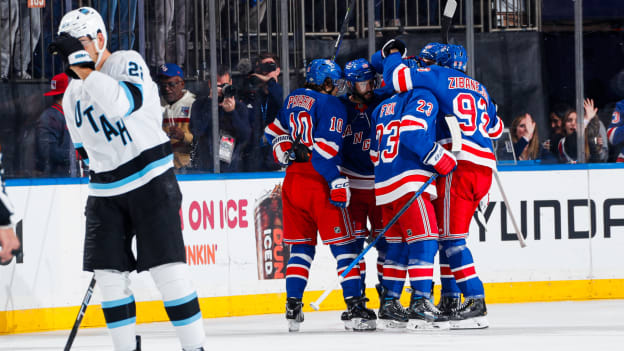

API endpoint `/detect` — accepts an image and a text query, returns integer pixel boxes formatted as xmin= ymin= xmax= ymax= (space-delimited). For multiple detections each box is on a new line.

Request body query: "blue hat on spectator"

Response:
xmin=158 ymin=63 xmax=184 ymax=78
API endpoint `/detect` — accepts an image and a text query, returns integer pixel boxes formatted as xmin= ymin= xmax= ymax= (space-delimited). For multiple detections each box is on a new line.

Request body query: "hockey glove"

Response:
xmin=290 ymin=141 xmax=311 ymax=162
xmin=382 ymin=38 xmax=407 ymax=58
xmin=424 ymin=143 xmax=457 ymax=176
xmin=48 ymin=33 xmax=96 ymax=69
xmin=272 ymin=134 xmax=294 ymax=167
xmin=329 ymin=177 xmax=351 ymax=208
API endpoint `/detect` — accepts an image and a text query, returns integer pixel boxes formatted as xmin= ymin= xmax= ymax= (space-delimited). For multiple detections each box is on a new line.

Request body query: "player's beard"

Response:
xmin=353 ymin=90 xmax=373 ymax=104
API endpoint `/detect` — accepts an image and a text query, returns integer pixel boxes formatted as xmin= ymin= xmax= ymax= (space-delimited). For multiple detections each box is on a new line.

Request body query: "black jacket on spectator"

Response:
xmin=36 ymin=103 xmax=72 ymax=176
xmin=244 ymin=78 xmax=283 ymax=172
xmin=190 ymin=97 xmax=251 ymax=172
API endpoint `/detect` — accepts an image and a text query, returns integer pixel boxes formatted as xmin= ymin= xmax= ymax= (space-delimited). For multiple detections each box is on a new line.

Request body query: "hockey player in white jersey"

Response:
xmin=49 ymin=7 xmax=205 ymax=351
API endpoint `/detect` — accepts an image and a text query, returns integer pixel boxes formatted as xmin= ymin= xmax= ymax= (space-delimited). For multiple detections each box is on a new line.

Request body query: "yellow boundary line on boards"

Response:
xmin=2 ymin=279 xmax=624 ymax=334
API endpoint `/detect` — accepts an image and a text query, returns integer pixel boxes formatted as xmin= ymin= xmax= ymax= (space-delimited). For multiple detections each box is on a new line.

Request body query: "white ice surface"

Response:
xmin=1 ymin=300 xmax=623 ymax=351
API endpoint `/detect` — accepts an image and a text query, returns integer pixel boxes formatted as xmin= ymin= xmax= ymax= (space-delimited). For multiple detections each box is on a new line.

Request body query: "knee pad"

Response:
xmin=94 ymin=270 xmax=132 ymax=301
xmin=149 ymin=262 xmax=194 ymax=301
xmin=440 ymin=239 xmax=467 ymax=258
xmin=290 ymin=243 xmax=316 ymax=260
xmin=150 ymin=263 xmax=202 ymax=328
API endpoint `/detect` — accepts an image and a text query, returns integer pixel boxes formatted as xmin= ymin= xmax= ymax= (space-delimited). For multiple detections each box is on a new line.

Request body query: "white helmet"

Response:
xmin=58 ymin=7 xmax=107 ymax=66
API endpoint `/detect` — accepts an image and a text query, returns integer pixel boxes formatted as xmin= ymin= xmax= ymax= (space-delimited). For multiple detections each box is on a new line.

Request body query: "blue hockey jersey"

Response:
xmin=338 ymin=90 xmax=390 ymax=190
xmin=370 ymin=88 xmax=439 ymax=205
xmin=265 ymin=88 xmax=346 ymax=184
xmin=607 ymin=99 xmax=624 ymax=162
xmin=382 ymin=52 xmax=504 ymax=170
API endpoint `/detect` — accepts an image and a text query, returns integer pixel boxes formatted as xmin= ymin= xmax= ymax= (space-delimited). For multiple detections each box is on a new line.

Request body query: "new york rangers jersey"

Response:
xmin=382 ymin=53 xmax=503 ymax=169
xmin=370 ymin=88 xmax=439 ymax=205
xmin=265 ymin=88 xmax=346 ymax=184
xmin=607 ymin=99 xmax=624 ymax=162
xmin=63 ymin=50 xmax=172 ymax=197
xmin=338 ymin=91 xmax=388 ymax=189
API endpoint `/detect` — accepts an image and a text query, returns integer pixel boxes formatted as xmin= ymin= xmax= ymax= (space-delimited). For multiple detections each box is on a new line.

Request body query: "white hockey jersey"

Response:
xmin=63 ymin=50 xmax=173 ymax=197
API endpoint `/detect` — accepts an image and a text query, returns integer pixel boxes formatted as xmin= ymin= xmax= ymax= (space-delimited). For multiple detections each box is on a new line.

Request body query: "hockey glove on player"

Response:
xmin=382 ymin=38 xmax=407 ymax=58
xmin=329 ymin=177 xmax=351 ymax=208
xmin=49 ymin=33 xmax=96 ymax=78
xmin=424 ymin=143 xmax=457 ymax=176
xmin=272 ymin=135 xmax=295 ymax=167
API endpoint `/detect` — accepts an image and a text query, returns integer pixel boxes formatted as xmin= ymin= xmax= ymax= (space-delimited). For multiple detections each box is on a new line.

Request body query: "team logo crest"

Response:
xmin=181 ymin=106 xmax=189 ymax=116
xmin=334 ymin=227 xmax=342 ymax=234
xmin=51 ymin=80 xmax=57 ymax=90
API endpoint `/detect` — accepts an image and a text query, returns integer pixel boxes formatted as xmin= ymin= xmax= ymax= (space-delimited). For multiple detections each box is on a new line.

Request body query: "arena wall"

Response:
xmin=1 ymin=164 xmax=624 ymax=334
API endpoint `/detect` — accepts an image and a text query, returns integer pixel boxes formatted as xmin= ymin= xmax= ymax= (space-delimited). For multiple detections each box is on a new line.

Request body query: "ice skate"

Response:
xmin=341 ymin=296 xmax=377 ymax=331
xmin=437 ymin=295 xmax=461 ymax=316
xmin=450 ymin=297 xmax=489 ymax=329
xmin=286 ymin=297 xmax=304 ymax=332
xmin=407 ymin=295 xmax=450 ymax=330
xmin=377 ymin=286 xmax=408 ymax=330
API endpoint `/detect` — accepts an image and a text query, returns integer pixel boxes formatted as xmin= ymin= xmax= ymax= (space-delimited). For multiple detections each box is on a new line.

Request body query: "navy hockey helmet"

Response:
xmin=344 ymin=58 xmax=376 ymax=84
xmin=434 ymin=44 xmax=468 ymax=72
xmin=306 ymin=59 xmax=343 ymax=86
xmin=450 ymin=44 xmax=468 ymax=72
xmin=419 ymin=42 xmax=447 ymax=63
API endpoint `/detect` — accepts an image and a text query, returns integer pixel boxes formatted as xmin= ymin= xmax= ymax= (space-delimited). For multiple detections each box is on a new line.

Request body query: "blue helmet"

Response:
xmin=446 ymin=44 xmax=468 ymax=72
xmin=419 ymin=42 xmax=448 ymax=63
xmin=305 ymin=59 xmax=343 ymax=86
xmin=344 ymin=58 xmax=376 ymax=83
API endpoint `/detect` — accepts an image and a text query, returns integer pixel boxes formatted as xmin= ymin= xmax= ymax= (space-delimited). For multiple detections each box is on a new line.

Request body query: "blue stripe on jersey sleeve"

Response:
xmin=119 ymin=81 xmax=144 ymax=117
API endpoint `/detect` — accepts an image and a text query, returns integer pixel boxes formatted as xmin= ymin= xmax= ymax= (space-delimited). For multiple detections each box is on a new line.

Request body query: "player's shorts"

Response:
xmin=434 ymin=160 xmax=492 ymax=240
xmin=282 ymin=163 xmax=353 ymax=246
xmin=348 ymin=188 xmax=383 ymax=239
xmin=381 ymin=192 xmax=438 ymax=244
xmin=83 ymin=168 xmax=186 ymax=272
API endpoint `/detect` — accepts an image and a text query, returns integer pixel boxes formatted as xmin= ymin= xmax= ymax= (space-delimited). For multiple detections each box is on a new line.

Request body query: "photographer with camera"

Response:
xmin=190 ymin=65 xmax=251 ymax=172
xmin=240 ymin=52 xmax=284 ymax=172
xmin=158 ymin=63 xmax=196 ymax=171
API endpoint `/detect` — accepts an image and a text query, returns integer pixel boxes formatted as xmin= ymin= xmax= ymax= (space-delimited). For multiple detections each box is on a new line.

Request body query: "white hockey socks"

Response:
xmin=150 ymin=263 xmax=205 ymax=350
xmin=94 ymin=270 xmax=137 ymax=351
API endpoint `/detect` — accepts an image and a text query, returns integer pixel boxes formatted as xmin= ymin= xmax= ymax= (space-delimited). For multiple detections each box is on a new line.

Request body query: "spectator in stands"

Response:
xmin=149 ymin=0 xmax=187 ymax=73
xmin=158 ymin=63 xmax=196 ymax=171
xmin=558 ymin=99 xmax=609 ymax=163
xmin=607 ymin=98 xmax=624 ymax=162
xmin=542 ymin=103 xmax=567 ymax=158
xmin=510 ymin=113 xmax=541 ymax=160
xmin=583 ymin=98 xmax=609 ymax=163
xmin=0 ymin=0 xmax=41 ymax=80
xmin=36 ymin=73 xmax=77 ymax=177
xmin=190 ymin=65 xmax=251 ymax=172
xmin=95 ymin=0 xmax=137 ymax=51
xmin=242 ymin=52 xmax=283 ymax=171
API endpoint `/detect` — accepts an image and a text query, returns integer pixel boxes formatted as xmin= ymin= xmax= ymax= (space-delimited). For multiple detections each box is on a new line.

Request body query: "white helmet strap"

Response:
xmin=93 ymin=31 xmax=107 ymax=68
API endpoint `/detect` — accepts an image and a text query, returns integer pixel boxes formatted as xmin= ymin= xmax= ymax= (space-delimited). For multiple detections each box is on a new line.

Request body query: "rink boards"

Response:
xmin=1 ymin=165 xmax=623 ymax=333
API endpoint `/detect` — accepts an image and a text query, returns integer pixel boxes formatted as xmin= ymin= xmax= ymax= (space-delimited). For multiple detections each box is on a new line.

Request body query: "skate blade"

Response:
xmin=343 ymin=320 xmax=353 ymax=331
xmin=378 ymin=319 xmax=408 ymax=330
xmin=450 ymin=316 xmax=489 ymax=330
xmin=288 ymin=320 xmax=302 ymax=332
xmin=407 ymin=319 xmax=450 ymax=330
xmin=351 ymin=318 xmax=376 ymax=332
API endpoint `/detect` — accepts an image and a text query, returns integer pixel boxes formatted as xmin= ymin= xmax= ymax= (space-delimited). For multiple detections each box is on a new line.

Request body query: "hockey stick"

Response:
xmin=441 ymin=0 xmax=457 ymax=44
xmin=490 ymin=140 xmax=526 ymax=247
xmin=493 ymin=169 xmax=527 ymax=248
xmin=64 ymin=274 xmax=96 ymax=351
xmin=311 ymin=174 xmax=437 ymax=310
xmin=331 ymin=0 xmax=357 ymax=61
